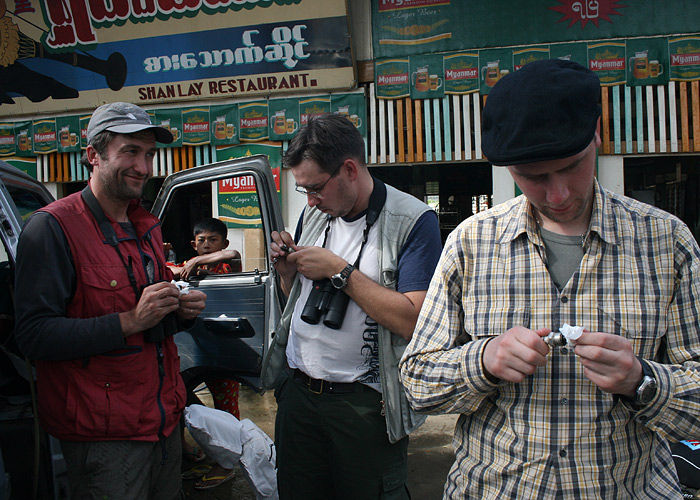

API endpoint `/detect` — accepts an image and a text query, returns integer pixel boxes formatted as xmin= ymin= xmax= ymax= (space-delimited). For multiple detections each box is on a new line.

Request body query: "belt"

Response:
xmin=292 ymin=369 xmax=358 ymax=395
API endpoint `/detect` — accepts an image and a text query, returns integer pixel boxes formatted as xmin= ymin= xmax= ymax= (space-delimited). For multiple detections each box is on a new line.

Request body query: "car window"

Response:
xmin=0 ymin=169 xmax=52 ymax=264
xmin=159 ymin=172 xmax=269 ymax=278
xmin=0 ymin=169 xmax=52 ymax=346
xmin=7 ymin=183 xmax=46 ymax=223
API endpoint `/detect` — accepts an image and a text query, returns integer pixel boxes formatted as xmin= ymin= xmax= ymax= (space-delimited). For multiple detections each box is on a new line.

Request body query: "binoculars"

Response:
xmin=300 ymin=279 xmax=350 ymax=329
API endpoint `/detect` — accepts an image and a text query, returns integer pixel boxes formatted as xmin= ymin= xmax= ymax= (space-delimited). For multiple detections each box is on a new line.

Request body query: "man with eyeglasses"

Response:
xmin=262 ymin=114 xmax=442 ymax=499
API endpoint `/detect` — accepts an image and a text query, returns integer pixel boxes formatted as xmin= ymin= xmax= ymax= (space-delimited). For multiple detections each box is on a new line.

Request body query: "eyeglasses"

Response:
xmin=294 ymin=162 xmax=344 ymax=197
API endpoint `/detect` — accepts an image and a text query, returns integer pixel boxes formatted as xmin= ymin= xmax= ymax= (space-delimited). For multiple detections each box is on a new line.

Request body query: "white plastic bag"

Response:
xmin=184 ymin=404 xmax=243 ymax=468
xmin=184 ymin=405 xmax=279 ymax=499
xmin=239 ymin=419 xmax=278 ymax=499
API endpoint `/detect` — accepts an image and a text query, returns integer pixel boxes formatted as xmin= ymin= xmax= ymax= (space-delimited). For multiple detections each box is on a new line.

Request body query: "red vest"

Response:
xmin=35 ymin=191 xmax=185 ymax=441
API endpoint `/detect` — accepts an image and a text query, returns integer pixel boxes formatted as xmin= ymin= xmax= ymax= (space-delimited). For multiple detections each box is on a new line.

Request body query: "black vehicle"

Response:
xmin=0 ymin=155 xmax=284 ymax=499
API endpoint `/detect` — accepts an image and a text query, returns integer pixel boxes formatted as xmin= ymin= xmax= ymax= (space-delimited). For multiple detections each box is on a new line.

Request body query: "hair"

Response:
xmin=193 ymin=217 xmax=228 ymax=240
xmin=81 ymin=130 xmax=116 ymax=173
xmin=283 ymin=114 xmax=365 ymax=174
xmin=81 ymin=128 xmax=157 ymax=173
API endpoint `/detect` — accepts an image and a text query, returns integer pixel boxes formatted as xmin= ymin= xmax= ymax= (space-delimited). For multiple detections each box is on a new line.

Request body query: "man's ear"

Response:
xmin=594 ymin=117 xmax=602 ymax=147
xmin=190 ymin=240 xmax=197 ymax=251
xmin=223 ymin=239 xmax=230 ymax=249
xmin=344 ymin=158 xmax=360 ymax=181
xmin=86 ymin=145 xmax=101 ymax=170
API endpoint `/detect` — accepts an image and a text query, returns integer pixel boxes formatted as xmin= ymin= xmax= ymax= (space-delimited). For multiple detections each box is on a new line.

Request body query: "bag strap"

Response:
xmin=80 ymin=186 xmax=139 ymax=297
xmin=81 ymin=185 xmax=119 ymax=248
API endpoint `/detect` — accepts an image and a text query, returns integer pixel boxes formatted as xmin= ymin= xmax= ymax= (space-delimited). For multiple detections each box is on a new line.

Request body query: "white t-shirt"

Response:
xmin=287 ymin=215 xmax=382 ymax=391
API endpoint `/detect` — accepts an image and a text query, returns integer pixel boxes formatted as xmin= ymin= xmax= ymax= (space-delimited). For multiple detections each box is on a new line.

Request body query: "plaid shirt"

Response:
xmin=400 ymin=181 xmax=700 ymax=499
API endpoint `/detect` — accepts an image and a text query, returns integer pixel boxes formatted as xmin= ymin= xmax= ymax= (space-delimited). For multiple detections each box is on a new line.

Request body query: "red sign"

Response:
xmin=671 ymin=53 xmax=700 ymax=66
xmin=446 ymin=68 xmax=477 ymax=80
xmin=377 ymin=73 xmax=409 ymax=85
xmin=590 ymin=58 xmax=625 ymax=71
xmin=219 ymin=176 xmax=256 ymax=194
xmin=549 ymin=0 xmax=627 ymax=29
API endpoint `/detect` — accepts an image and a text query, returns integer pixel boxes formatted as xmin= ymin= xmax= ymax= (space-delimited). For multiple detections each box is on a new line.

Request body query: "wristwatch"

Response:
xmin=331 ymin=264 xmax=355 ymax=290
xmin=634 ymin=358 xmax=658 ymax=406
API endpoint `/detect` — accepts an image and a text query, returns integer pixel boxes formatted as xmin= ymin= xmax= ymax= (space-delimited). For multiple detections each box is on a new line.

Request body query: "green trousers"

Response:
xmin=60 ymin=428 xmax=182 ymax=500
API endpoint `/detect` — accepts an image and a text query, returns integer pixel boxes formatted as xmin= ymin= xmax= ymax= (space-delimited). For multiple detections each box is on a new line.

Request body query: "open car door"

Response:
xmin=0 ymin=161 xmax=52 ymax=369
xmin=0 ymin=161 xmax=70 ymax=500
xmin=152 ymin=154 xmax=285 ymax=396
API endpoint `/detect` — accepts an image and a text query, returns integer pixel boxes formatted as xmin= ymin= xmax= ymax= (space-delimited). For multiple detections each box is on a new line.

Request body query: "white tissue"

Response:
xmin=172 ymin=280 xmax=190 ymax=294
xmin=560 ymin=324 xmax=583 ymax=341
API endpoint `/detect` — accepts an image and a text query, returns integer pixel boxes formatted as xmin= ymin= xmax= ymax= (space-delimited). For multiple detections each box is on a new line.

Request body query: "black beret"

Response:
xmin=481 ymin=59 xmax=601 ymax=166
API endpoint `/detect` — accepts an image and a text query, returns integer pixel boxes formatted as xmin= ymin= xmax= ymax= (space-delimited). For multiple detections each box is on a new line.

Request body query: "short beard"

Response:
xmin=100 ymin=170 xmax=146 ymax=202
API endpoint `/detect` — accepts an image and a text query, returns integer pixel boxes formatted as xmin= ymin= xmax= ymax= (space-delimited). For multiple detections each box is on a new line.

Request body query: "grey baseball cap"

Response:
xmin=87 ymin=102 xmax=173 ymax=144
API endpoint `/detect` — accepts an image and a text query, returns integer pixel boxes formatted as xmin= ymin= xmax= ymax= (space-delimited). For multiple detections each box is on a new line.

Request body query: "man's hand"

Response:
xmin=120 ymin=281 xmax=180 ymax=337
xmin=270 ymin=230 xmax=300 ymax=294
xmin=574 ymin=331 xmax=643 ymax=397
xmin=482 ymin=327 xmax=551 ymax=383
xmin=287 ymin=246 xmax=346 ymax=281
xmin=176 ymin=289 xmax=207 ymax=321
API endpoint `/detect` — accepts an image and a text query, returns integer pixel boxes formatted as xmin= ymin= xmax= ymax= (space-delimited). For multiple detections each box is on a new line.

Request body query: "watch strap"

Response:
xmin=331 ymin=263 xmax=355 ymax=289
xmin=634 ymin=357 xmax=657 ymax=406
xmin=339 ymin=263 xmax=355 ymax=279
xmin=638 ymin=357 xmax=654 ymax=378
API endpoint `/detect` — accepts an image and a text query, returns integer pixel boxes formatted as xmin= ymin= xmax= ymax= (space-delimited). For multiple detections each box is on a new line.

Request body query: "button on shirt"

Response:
xmin=400 ymin=181 xmax=700 ymax=499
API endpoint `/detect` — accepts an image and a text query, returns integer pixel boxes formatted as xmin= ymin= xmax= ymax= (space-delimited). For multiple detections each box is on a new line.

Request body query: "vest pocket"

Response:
xmin=65 ymin=352 xmax=146 ymax=437
xmin=77 ymin=264 xmax=133 ymax=315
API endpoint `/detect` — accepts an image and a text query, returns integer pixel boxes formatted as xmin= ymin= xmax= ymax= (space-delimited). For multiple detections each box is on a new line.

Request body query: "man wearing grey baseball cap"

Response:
xmin=14 ymin=102 xmax=206 ymax=499
xmin=400 ymin=59 xmax=700 ymax=498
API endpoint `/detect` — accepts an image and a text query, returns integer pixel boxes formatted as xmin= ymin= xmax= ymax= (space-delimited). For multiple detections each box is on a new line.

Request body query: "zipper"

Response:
xmin=156 ymin=341 xmax=168 ymax=463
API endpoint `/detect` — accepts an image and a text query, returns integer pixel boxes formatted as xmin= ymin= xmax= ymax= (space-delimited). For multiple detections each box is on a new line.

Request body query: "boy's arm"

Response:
xmin=167 ymin=263 xmax=183 ymax=278
xmin=180 ymin=249 xmax=241 ymax=279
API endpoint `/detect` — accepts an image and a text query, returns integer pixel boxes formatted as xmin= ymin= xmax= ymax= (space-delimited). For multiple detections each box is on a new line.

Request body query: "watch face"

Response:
xmin=637 ymin=376 xmax=658 ymax=405
xmin=331 ymin=265 xmax=353 ymax=289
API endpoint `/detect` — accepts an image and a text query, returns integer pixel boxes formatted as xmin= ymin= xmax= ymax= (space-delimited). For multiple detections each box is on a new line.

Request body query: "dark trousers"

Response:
xmin=60 ymin=429 xmax=182 ymax=500
xmin=275 ymin=373 xmax=410 ymax=500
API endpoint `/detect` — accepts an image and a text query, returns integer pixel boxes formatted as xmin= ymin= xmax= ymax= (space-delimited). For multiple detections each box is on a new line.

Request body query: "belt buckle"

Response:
xmin=307 ymin=377 xmax=324 ymax=394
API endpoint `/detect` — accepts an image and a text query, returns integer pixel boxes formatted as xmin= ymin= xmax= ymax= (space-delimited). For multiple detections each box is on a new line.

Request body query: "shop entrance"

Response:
xmin=370 ymin=162 xmax=493 ymax=243
xmin=624 ymin=155 xmax=700 ymax=243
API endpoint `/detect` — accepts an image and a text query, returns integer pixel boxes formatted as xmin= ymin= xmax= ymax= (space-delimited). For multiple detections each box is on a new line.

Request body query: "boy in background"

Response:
xmin=175 ymin=218 xmax=241 ymax=490
xmin=169 ymin=217 xmax=241 ymax=280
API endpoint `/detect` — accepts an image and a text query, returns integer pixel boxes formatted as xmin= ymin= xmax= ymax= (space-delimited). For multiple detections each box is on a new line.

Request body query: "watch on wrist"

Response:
xmin=331 ymin=264 xmax=355 ymax=290
xmin=634 ymin=358 xmax=658 ymax=406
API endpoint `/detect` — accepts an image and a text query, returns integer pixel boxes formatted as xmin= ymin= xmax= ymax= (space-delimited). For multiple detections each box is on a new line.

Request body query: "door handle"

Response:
xmin=202 ymin=317 xmax=255 ymax=338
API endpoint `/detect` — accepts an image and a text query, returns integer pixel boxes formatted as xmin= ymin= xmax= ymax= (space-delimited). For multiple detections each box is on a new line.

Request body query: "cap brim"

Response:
xmin=107 ymin=123 xmax=174 ymax=144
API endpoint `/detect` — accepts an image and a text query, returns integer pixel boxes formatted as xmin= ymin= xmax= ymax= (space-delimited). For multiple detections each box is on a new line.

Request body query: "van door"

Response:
xmin=0 ymin=161 xmax=53 ymax=354
xmin=0 ymin=161 xmax=69 ymax=500
xmin=0 ymin=163 xmax=53 ymax=263
xmin=152 ymin=154 xmax=284 ymax=393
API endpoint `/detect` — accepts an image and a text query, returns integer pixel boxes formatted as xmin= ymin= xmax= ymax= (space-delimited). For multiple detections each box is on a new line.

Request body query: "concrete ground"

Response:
xmin=182 ymin=384 xmax=457 ymax=500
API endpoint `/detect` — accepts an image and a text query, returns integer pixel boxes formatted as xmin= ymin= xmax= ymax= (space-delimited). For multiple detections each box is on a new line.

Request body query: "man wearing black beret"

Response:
xmin=400 ymin=59 xmax=700 ymax=498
